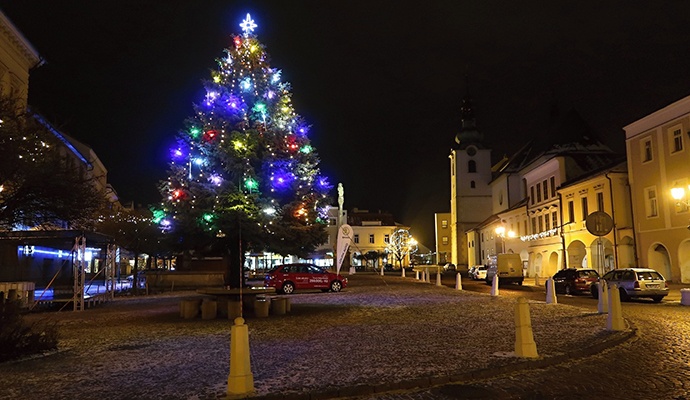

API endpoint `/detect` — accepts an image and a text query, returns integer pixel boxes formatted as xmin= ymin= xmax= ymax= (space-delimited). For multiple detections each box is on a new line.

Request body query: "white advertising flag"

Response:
xmin=336 ymin=224 xmax=352 ymax=276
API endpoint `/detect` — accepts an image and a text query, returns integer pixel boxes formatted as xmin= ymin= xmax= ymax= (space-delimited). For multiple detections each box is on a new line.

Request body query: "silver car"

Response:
xmin=597 ymin=268 xmax=669 ymax=302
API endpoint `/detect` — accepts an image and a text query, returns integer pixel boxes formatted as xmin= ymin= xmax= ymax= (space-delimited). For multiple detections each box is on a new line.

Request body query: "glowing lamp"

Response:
xmin=241 ymin=78 xmax=252 ymax=91
xmin=209 ymin=174 xmax=222 ymax=186
xmin=204 ymin=130 xmax=218 ymax=141
xmin=244 ymin=177 xmax=258 ymax=191
xmin=671 ymin=187 xmax=686 ymax=200
xmin=189 ymin=127 xmax=201 ymax=138
xmin=300 ymin=144 xmax=313 ymax=154
xmin=233 ymin=36 xmax=242 ymax=48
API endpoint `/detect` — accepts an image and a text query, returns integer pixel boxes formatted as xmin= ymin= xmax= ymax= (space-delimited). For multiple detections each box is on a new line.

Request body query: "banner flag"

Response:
xmin=336 ymin=224 xmax=352 ymax=276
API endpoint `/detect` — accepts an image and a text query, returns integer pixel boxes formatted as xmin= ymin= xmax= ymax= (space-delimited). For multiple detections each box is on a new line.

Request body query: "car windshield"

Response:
xmin=578 ymin=270 xmax=599 ymax=278
xmin=637 ymin=271 xmax=663 ymax=281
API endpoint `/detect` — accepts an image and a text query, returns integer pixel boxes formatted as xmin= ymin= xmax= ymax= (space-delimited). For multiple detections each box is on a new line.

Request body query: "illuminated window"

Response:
xmin=354 ymin=234 xmax=359 ymax=244
xmin=369 ymin=234 xmax=374 ymax=244
xmin=441 ymin=220 xmax=448 ymax=228
xmin=552 ymin=211 xmax=558 ymax=228
xmin=442 ymin=236 xmax=448 ymax=245
xmin=384 ymin=234 xmax=390 ymax=243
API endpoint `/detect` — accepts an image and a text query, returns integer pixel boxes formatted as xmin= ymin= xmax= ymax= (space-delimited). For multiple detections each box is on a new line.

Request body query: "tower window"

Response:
xmin=468 ymin=160 xmax=476 ymax=173
xmin=470 ymin=180 xmax=476 ymax=188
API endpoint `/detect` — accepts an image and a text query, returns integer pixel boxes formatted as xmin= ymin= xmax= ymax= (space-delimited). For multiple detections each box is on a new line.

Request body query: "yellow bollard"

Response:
xmin=545 ymin=278 xmax=557 ymax=304
xmin=607 ymin=284 xmax=625 ymax=331
xmin=597 ymin=280 xmax=608 ymax=314
xmin=455 ymin=273 xmax=462 ymax=290
xmin=514 ymin=297 xmax=539 ymax=358
xmin=227 ymin=317 xmax=255 ymax=397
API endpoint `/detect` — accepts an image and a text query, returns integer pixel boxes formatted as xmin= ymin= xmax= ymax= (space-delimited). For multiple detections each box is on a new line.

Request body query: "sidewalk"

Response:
xmin=1 ymin=273 xmax=634 ymax=400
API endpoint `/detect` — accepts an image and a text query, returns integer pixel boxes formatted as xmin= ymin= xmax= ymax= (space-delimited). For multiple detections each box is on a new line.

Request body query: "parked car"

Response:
xmin=467 ymin=265 xmax=479 ymax=278
xmin=264 ymin=263 xmax=347 ymax=294
xmin=471 ymin=265 xmax=488 ymax=280
xmin=593 ymin=268 xmax=669 ymax=302
xmin=552 ymin=268 xmax=599 ymax=295
xmin=443 ymin=263 xmax=456 ymax=272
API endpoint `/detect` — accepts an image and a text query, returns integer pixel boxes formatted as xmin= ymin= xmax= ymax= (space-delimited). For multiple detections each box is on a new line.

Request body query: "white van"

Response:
xmin=485 ymin=253 xmax=524 ymax=285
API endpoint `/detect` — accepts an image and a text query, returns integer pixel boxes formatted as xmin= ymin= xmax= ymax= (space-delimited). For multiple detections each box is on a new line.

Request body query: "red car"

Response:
xmin=264 ymin=263 xmax=347 ymax=294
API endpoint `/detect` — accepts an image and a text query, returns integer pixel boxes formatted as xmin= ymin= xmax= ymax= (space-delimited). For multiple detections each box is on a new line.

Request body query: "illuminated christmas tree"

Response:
xmin=159 ymin=14 xmax=332 ymax=287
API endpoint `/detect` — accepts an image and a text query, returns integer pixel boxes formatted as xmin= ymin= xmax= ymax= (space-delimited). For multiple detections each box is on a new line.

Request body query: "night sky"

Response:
xmin=3 ymin=1 xmax=690 ymax=247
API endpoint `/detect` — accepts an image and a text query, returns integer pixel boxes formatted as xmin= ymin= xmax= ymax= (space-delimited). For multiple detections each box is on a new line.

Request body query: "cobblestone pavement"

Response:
xmin=352 ymin=301 xmax=690 ymax=400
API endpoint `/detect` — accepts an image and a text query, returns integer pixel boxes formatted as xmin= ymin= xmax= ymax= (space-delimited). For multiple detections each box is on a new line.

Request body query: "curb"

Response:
xmin=240 ymin=319 xmax=638 ymax=400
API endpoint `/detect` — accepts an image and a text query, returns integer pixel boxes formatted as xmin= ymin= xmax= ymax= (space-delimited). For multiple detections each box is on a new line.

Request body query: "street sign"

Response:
xmin=585 ymin=211 xmax=614 ymax=236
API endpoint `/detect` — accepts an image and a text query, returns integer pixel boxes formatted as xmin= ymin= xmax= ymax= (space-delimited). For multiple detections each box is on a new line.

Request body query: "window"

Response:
xmin=542 ymin=179 xmax=548 ymax=200
xmin=470 ymin=180 xmax=476 ymax=188
xmin=596 ymin=192 xmax=605 ymax=212
xmin=369 ymin=234 xmax=374 ymax=244
xmin=329 ymin=218 xmax=337 ymax=226
xmin=642 ymin=139 xmax=653 ymax=162
xmin=442 ymin=236 xmax=448 ymax=245
xmin=672 ymin=127 xmax=684 ymax=153
xmin=538 ymin=215 xmax=543 ymax=232
xmin=441 ymin=219 xmax=448 ymax=228
xmin=468 ymin=160 xmax=476 ymax=173
xmin=581 ymin=197 xmax=589 ymax=220
xmin=536 ymin=183 xmax=542 ymax=202
xmin=545 ymin=214 xmax=550 ymax=230
xmin=384 ymin=234 xmax=390 ymax=243
xmin=645 ymin=187 xmax=658 ymax=217
xmin=531 ymin=217 xmax=537 ymax=234
xmin=354 ymin=234 xmax=359 ymax=244
xmin=552 ymin=211 xmax=558 ymax=228
xmin=568 ymin=200 xmax=575 ymax=223
xmin=530 ymin=186 xmax=535 ymax=205
xmin=550 ymin=176 xmax=556 ymax=198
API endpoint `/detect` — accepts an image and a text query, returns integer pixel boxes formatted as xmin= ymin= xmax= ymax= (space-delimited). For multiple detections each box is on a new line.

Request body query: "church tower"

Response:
xmin=449 ymin=86 xmax=493 ymax=267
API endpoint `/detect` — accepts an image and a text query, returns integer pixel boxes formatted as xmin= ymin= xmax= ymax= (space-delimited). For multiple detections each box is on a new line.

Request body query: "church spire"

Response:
xmin=454 ymin=75 xmax=484 ymax=149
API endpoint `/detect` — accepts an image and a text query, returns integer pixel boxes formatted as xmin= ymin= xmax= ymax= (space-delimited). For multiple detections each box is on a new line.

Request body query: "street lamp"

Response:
xmin=495 ymin=226 xmax=516 ymax=254
xmin=671 ymin=185 xmax=690 ymax=208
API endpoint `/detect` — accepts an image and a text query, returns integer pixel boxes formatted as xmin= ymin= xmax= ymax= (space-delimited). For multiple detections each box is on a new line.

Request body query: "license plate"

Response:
xmin=646 ymin=284 xmax=659 ymax=289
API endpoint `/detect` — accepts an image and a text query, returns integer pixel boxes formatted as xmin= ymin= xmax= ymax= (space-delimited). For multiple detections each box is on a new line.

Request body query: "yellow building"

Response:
xmin=558 ymin=162 xmax=635 ymax=276
xmin=434 ymin=212 xmax=451 ymax=265
xmin=624 ymin=95 xmax=690 ymax=283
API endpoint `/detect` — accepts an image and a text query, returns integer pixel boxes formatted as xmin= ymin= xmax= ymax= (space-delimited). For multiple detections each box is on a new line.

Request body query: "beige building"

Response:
xmin=625 ymin=94 xmax=690 ymax=283
xmin=434 ymin=212 xmax=451 ymax=265
xmin=558 ymin=162 xmax=635 ymax=276
xmin=463 ymin=109 xmax=621 ymax=278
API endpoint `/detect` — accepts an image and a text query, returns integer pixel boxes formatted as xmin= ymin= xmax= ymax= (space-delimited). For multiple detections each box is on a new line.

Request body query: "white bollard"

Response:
xmin=545 ymin=278 xmax=557 ymax=304
xmin=607 ymin=284 xmax=625 ymax=331
xmin=436 ymin=271 xmax=442 ymax=286
xmin=681 ymin=289 xmax=690 ymax=306
xmin=597 ymin=280 xmax=608 ymax=314
xmin=401 ymin=268 xmax=406 ymax=278
xmin=415 ymin=270 xmax=420 ymax=280
xmin=380 ymin=266 xmax=384 ymax=276
xmin=491 ymin=274 xmax=499 ymax=297
xmin=421 ymin=271 xmax=425 ymax=282
xmin=455 ymin=273 xmax=462 ymax=290
xmin=349 ymin=266 xmax=356 ymax=275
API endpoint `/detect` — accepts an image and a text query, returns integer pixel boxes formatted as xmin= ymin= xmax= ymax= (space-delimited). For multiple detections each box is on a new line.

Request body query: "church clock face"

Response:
xmin=466 ymin=146 xmax=477 ymax=156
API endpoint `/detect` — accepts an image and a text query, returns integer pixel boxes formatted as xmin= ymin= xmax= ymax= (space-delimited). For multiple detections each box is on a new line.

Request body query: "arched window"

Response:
xmin=468 ymin=160 xmax=476 ymax=173
xmin=470 ymin=180 xmax=476 ymax=188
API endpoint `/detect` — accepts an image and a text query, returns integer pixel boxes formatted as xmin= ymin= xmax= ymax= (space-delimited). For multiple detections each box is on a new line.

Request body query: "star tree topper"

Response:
xmin=240 ymin=13 xmax=257 ymax=36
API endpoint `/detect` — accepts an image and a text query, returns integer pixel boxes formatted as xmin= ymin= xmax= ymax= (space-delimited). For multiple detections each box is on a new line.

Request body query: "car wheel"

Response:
xmin=591 ymin=285 xmax=599 ymax=299
xmin=619 ymin=287 xmax=629 ymax=302
xmin=281 ymin=282 xmax=295 ymax=295
xmin=564 ymin=284 xmax=572 ymax=295
xmin=652 ymin=296 xmax=664 ymax=303
xmin=330 ymin=280 xmax=342 ymax=292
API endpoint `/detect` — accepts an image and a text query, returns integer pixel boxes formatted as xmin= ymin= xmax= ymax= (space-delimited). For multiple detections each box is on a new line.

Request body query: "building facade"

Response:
xmin=625 ymin=94 xmax=690 ymax=283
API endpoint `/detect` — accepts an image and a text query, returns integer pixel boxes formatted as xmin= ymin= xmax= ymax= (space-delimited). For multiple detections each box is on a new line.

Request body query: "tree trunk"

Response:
xmin=223 ymin=236 xmax=246 ymax=288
